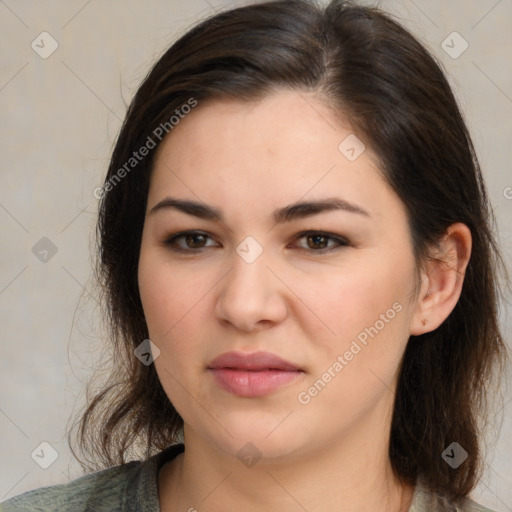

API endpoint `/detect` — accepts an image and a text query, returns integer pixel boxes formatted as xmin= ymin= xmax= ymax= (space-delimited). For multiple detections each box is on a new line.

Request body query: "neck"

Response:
xmin=159 ymin=422 xmax=415 ymax=512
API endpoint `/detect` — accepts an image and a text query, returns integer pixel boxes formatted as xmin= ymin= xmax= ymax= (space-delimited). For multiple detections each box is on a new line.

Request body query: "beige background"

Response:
xmin=1 ymin=0 xmax=511 ymax=510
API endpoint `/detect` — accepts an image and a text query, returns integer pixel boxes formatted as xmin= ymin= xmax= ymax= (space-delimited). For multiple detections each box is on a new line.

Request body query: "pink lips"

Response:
xmin=208 ymin=351 xmax=304 ymax=398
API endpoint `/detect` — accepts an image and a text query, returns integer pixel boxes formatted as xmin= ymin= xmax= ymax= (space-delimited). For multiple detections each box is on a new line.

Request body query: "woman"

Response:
xmin=1 ymin=0 xmax=507 ymax=511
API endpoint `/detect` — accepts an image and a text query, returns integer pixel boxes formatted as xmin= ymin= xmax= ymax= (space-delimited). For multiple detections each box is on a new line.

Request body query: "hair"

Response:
xmin=68 ymin=0 xmax=509 ymax=503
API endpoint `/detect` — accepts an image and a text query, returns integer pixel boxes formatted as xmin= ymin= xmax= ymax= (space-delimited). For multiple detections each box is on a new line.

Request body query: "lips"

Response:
xmin=207 ymin=351 xmax=304 ymax=398
xmin=207 ymin=351 xmax=302 ymax=372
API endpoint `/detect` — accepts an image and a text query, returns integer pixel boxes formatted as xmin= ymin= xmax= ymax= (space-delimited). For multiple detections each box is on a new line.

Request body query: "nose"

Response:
xmin=215 ymin=246 xmax=288 ymax=332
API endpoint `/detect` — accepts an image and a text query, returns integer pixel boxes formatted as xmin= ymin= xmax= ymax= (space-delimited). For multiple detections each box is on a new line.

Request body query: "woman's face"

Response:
xmin=138 ymin=89 xmax=424 ymax=462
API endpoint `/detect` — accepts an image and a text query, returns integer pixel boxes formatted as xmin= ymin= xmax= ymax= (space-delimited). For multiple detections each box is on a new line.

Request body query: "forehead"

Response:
xmin=148 ymin=89 xmax=400 ymax=223
xmin=154 ymin=90 xmax=356 ymax=171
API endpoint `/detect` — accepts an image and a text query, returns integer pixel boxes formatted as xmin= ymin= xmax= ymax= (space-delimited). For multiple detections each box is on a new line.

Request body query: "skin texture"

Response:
xmin=137 ymin=89 xmax=472 ymax=512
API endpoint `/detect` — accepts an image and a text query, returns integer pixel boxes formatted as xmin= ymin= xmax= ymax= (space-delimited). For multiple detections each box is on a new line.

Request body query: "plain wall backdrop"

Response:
xmin=1 ymin=0 xmax=511 ymax=510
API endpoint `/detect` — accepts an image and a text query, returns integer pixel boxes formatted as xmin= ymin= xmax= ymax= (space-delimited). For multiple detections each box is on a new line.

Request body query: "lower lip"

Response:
xmin=209 ymin=368 xmax=303 ymax=397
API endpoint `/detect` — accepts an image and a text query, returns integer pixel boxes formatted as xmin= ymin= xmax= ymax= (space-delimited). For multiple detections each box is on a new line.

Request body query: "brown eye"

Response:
xmin=293 ymin=231 xmax=349 ymax=253
xmin=184 ymin=233 xmax=208 ymax=248
xmin=306 ymin=234 xmax=329 ymax=250
xmin=163 ymin=231 xmax=217 ymax=252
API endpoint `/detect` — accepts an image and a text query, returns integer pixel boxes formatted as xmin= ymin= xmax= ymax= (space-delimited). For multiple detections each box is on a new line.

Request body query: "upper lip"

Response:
xmin=208 ymin=351 xmax=302 ymax=371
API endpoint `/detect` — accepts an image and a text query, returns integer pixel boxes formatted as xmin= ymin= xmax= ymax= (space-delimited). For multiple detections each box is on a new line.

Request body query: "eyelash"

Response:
xmin=162 ymin=230 xmax=350 ymax=254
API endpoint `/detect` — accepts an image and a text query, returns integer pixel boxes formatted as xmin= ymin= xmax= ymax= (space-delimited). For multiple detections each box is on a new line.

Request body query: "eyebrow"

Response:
xmin=149 ymin=196 xmax=370 ymax=223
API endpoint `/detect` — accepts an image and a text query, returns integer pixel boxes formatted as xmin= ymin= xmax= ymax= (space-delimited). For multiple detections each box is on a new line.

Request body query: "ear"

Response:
xmin=410 ymin=223 xmax=472 ymax=335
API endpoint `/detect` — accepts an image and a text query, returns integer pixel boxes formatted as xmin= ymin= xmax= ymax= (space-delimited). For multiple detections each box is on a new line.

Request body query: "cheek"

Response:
xmin=137 ymin=250 xmax=218 ymax=382
xmin=313 ymin=254 xmax=414 ymax=397
xmin=138 ymin=263 xmax=173 ymax=339
xmin=299 ymin=274 xmax=411 ymax=431
xmin=138 ymin=249 xmax=200 ymax=338
xmin=138 ymin=256 xmax=203 ymax=404
xmin=322 ymin=263 xmax=411 ymax=342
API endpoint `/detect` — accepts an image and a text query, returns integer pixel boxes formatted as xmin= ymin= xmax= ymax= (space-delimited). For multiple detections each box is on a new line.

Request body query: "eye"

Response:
xmin=291 ymin=231 xmax=349 ymax=253
xmin=162 ymin=230 xmax=349 ymax=254
xmin=163 ymin=231 xmax=218 ymax=252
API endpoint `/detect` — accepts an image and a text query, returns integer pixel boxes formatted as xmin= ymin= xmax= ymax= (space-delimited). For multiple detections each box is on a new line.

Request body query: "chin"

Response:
xmin=191 ymin=416 xmax=310 ymax=465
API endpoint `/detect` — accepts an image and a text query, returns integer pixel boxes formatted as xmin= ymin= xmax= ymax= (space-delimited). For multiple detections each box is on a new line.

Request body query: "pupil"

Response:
xmin=187 ymin=234 xmax=205 ymax=248
xmin=309 ymin=235 xmax=326 ymax=249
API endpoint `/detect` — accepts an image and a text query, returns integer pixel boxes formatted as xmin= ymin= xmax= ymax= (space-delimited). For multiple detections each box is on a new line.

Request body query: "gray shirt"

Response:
xmin=0 ymin=443 xmax=495 ymax=511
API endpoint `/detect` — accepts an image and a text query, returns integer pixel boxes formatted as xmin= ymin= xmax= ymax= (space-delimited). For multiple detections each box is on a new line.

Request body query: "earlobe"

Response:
xmin=410 ymin=223 xmax=472 ymax=336
xmin=420 ymin=289 xmax=432 ymax=326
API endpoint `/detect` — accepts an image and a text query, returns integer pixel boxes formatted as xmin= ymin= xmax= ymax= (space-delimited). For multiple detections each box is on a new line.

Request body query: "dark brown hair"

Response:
xmin=68 ymin=0 xmax=509 ymax=503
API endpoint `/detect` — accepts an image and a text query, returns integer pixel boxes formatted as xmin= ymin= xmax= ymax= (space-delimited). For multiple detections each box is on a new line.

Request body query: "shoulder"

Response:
xmin=0 ymin=461 xmax=142 ymax=512
xmin=410 ymin=476 xmax=496 ymax=512
xmin=0 ymin=461 xmax=141 ymax=512
xmin=0 ymin=443 xmax=185 ymax=512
